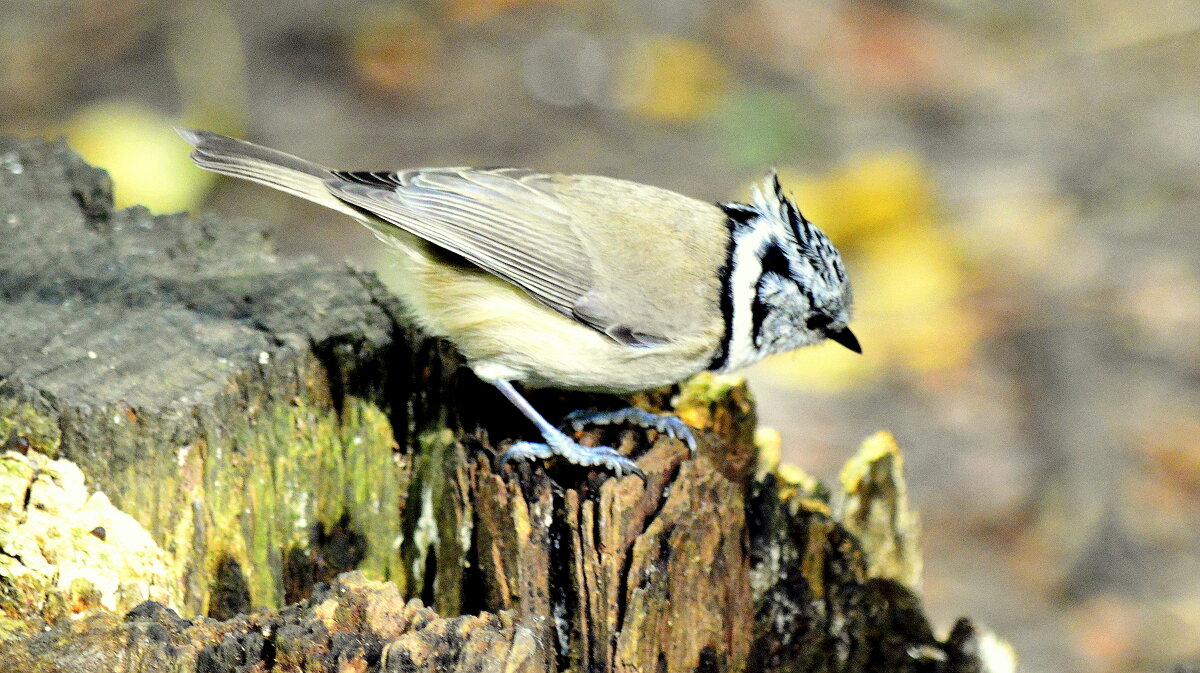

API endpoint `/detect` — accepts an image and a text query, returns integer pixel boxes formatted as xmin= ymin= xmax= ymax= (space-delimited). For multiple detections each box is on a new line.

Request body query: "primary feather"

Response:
xmin=176 ymin=128 xmax=360 ymax=219
xmin=326 ymin=168 xmax=593 ymax=322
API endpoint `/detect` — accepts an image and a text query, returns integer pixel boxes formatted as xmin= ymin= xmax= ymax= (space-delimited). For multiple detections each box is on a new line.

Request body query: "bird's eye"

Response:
xmin=805 ymin=314 xmax=832 ymax=331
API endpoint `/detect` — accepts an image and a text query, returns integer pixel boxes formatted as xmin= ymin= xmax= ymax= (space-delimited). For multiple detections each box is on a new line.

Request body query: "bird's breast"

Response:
xmin=390 ymin=242 xmax=721 ymax=392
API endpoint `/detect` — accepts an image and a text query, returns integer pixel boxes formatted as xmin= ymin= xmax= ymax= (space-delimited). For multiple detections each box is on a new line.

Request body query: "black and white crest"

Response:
xmin=710 ymin=171 xmax=855 ymax=372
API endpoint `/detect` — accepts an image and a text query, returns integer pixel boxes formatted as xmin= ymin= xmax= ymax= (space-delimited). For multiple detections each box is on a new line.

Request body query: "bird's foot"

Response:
xmin=499 ymin=428 xmax=645 ymax=480
xmin=563 ymin=407 xmax=697 ymax=455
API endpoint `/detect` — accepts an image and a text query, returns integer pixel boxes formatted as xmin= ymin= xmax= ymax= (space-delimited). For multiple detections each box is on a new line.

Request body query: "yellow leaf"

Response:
xmin=620 ymin=38 xmax=728 ymax=123
xmin=66 ymin=102 xmax=215 ymax=213
xmin=857 ymin=224 xmax=963 ymax=312
xmin=834 ymin=153 xmax=932 ymax=235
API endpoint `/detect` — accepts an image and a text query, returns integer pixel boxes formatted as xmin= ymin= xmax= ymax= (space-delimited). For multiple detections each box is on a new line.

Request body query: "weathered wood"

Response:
xmin=0 ymin=136 xmax=1014 ymax=672
xmin=0 ymin=450 xmax=179 ymax=631
xmin=0 ymin=571 xmax=552 ymax=673
xmin=0 ymin=134 xmax=457 ymax=618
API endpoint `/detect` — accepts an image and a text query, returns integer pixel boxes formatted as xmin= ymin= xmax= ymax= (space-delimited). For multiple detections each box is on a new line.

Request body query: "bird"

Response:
xmin=178 ymin=128 xmax=859 ymax=479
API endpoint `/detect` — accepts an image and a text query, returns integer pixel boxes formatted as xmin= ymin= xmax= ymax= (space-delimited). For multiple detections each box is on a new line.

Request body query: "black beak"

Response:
xmin=825 ymin=326 xmax=862 ymax=354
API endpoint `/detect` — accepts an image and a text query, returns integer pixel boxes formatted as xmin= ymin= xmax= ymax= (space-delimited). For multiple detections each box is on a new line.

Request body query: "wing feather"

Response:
xmin=326 ymin=168 xmax=593 ymax=319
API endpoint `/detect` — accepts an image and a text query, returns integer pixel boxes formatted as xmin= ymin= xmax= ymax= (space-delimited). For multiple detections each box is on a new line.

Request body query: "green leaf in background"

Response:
xmin=712 ymin=87 xmax=827 ymax=168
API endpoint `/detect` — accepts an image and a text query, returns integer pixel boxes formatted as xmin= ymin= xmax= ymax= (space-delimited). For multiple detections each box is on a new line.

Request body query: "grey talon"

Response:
xmin=500 ymin=426 xmax=642 ymax=479
xmin=563 ymin=407 xmax=697 ymax=456
xmin=499 ymin=440 xmax=553 ymax=466
xmin=489 ymin=380 xmax=641 ymax=478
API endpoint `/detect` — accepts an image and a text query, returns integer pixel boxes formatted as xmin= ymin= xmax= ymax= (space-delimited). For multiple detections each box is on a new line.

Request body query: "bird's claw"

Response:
xmin=563 ymin=407 xmax=697 ymax=455
xmin=499 ymin=429 xmax=645 ymax=481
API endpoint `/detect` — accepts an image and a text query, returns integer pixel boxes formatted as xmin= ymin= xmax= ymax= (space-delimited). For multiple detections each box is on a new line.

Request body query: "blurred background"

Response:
xmin=2 ymin=0 xmax=1198 ymax=670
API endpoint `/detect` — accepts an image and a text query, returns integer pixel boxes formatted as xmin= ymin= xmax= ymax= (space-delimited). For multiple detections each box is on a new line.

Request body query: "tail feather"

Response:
xmin=177 ymin=128 xmax=361 ymax=218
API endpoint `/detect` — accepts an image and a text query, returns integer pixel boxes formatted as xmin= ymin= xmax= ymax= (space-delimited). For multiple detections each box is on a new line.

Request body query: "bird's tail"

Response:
xmin=176 ymin=127 xmax=361 ymax=217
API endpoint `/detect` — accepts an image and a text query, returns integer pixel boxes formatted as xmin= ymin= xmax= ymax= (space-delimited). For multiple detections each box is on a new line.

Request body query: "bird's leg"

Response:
xmin=562 ymin=407 xmax=697 ymax=455
xmin=491 ymin=380 xmax=645 ymax=479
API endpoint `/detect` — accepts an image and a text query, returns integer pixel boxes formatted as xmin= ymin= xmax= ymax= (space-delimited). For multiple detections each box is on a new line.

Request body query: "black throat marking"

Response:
xmin=708 ymin=202 xmax=759 ymax=371
xmin=751 ymin=241 xmax=793 ymax=348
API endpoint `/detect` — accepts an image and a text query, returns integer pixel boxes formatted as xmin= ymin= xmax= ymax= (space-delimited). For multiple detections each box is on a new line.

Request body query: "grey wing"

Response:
xmin=325 ymin=168 xmax=616 ymax=334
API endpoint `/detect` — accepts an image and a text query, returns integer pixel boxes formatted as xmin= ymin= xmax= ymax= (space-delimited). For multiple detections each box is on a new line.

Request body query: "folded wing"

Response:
xmin=327 ymin=168 xmax=605 ymax=333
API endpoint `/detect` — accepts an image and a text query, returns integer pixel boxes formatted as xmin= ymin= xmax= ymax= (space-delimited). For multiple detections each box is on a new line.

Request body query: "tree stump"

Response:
xmin=0 ymin=136 xmax=1014 ymax=672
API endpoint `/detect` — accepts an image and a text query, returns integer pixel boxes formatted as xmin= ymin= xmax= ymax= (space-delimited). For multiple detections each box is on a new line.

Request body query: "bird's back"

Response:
xmin=550 ymin=174 xmax=730 ymax=344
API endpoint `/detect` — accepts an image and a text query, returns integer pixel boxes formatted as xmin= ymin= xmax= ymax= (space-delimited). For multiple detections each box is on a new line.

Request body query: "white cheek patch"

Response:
xmin=723 ymin=224 xmax=778 ymax=372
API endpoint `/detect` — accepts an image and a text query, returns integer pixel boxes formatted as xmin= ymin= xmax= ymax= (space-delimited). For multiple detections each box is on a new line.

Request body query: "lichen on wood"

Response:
xmin=0 ymin=450 xmax=179 ymax=634
xmin=835 ymin=430 xmax=923 ymax=590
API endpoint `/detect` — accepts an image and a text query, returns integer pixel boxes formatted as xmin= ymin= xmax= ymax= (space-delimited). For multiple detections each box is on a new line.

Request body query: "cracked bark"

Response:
xmin=0 ymin=136 xmax=1008 ymax=672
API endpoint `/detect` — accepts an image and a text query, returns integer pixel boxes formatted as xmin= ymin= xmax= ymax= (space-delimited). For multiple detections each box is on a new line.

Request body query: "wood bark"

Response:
xmin=0 ymin=136 xmax=1009 ymax=672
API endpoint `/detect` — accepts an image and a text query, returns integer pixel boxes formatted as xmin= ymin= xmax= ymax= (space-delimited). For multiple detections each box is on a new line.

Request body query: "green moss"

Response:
xmin=81 ymin=356 xmax=417 ymax=614
xmin=328 ymin=398 xmax=409 ymax=584
xmin=399 ymin=428 xmax=467 ymax=615
xmin=0 ymin=616 xmax=32 ymax=641
xmin=196 ymin=390 xmax=410 ymax=611
xmin=675 ymin=372 xmax=745 ymax=406
xmin=0 ymin=400 xmax=60 ymax=457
